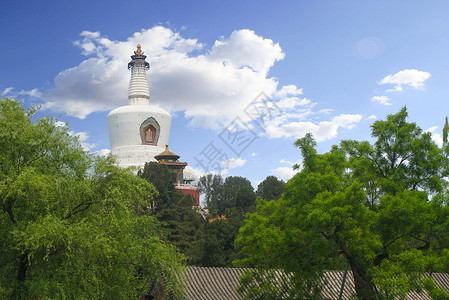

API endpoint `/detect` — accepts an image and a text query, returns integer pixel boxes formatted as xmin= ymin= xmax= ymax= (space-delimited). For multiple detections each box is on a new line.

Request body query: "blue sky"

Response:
xmin=1 ymin=1 xmax=449 ymax=187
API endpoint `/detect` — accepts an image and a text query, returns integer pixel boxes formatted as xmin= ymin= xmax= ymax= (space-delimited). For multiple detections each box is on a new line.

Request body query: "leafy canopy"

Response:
xmin=236 ymin=107 xmax=449 ymax=299
xmin=0 ymin=98 xmax=183 ymax=299
xmin=139 ymin=162 xmax=204 ymax=265
xmin=256 ymin=175 xmax=285 ymax=201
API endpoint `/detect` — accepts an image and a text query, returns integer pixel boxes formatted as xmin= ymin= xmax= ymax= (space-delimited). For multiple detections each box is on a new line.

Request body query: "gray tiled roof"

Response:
xmin=177 ymin=267 xmax=449 ymax=300
xmin=322 ymin=271 xmax=449 ymax=300
xmin=180 ymin=267 xmax=248 ymax=300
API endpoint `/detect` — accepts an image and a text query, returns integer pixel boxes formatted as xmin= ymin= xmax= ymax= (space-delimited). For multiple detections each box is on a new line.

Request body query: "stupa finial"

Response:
xmin=134 ymin=44 xmax=144 ymax=55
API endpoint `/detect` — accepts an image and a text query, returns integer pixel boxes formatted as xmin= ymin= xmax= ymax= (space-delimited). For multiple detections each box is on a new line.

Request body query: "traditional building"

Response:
xmin=107 ymin=45 xmax=199 ymax=205
xmin=155 ymin=145 xmax=200 ymax=206
xmin=107 ymin=45 xmax=172 ymax=168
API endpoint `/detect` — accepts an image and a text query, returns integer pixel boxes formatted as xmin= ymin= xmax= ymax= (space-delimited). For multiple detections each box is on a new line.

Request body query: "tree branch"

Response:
xmin=3 ymin=196 xmax=17 ymax=224
xmin=384 ymin=234 xmax=406 ymax=249
xmin=64 ymin=201 xmax=93 ymax=220
xmin=410 ymin=235 xmax=430 ymax=251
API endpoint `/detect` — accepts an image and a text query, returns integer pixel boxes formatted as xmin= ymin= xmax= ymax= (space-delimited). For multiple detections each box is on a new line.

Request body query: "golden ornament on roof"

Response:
xmin=134 ymin=44 xmax=144 ymax=55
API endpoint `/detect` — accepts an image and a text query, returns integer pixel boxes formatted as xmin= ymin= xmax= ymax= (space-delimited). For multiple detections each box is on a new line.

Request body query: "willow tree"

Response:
xmin=236 ymin=108 xmax=449 ymax=299
xmin=0 ymin=98 xmax=183 ymax=299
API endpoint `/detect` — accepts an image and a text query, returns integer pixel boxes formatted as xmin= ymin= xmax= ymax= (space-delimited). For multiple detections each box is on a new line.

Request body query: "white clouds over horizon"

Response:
xmin=371 ymin=95 xmax=391 ymax=106
xmin=271 ymin=166 xmax=299 ymax=181
xmin=379 ymin=69 xmax=431 ymax=92
xmin=222 ymin=157 xmax=247 ymax=169
xmin=1 ymin=87 xmax=13 ymax=96
xmin=16 ymin=26 xmax=362 ymax=144
xmin=371 ymin=69 xmax=431 ymax=106
xmin=264 ymin=113 xmax=363 ymax=142
xmin=41 ymin=26 xmax=286 ymax=129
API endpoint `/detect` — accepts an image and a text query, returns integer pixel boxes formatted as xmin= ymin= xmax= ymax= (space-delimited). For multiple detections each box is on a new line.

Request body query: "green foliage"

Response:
xmin=138 ymin=161 xmax=176 ymax=210
xmin=0 ymin=98 xmax=183 ymax=299
xmin=443 ymin=116 xmax=448 ymax=145
xmin=423 ymin=277 xmax=449 ymax=299
xmin=256 ymin=175 xmax=285 ymax=201
xmin=236 ymin=108 xmax=449 ymax=299
xmin=139 ymin=162 xmax=204 ymax=265
xmin=155 ymin=193 xmax=204 ymax=265
xmin=200 ymin=215 xmax=245 ymax=267
xmin=199 ymin=174 xmax=256 ymax=216
xmin=237 ymin=269 xmax=320 ymax=300
xmin=197 ymin=174 xmax=257 ymax=267
xmin=199 ymin=174 xmax=225 ymax=216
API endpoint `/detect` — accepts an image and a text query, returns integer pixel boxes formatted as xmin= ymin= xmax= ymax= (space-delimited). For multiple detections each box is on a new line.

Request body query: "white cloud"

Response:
xmin=18 ymin=88 xmax=42 ymax=98
xmin=371 ymin=95 xmax=391 ymax=106
xmin=425 ymin=126 xmax=443 ymax=147
xmin=271 ymin=166 xmax=299 ymax=181
xmin=222 ymin=157 xmax=246 ymax=169
xmin=183 ymin=166 xmax=233 ymax=182
xmin=1 ymin=87 xmax=13 ymax=95
xmin=265 ymin=113 xmax=362 ymax=142
xmin=37 ymin=27 xmax=286 ymax=128
xmin=379 ymin=69 xmax=431 ymax=92
xmin=54 ymin=121 xmax=67 ymax=127
xmin=280 ymin=159 xmax=295 ymax=165
xmin=366 ymin=115 xmax=377 ymax=121
xmin=183 ymin=166 xmax=204 ymax=181
xmin=276 ymin=97 xmax=311 ymax=110
xmin=251 ymin=152 xmax=257 ymax=157
xmin=209 ymin=29 xmax=285 ymax=74
xmin=94 ymin=149 xmax=111 ymax=157
xmin=318 ymin=108 xmax=334 ymax=114
xmin=1 ymin=87 xmax=42 ymax=99
xmin=13 ymin=26 xmax=361 ymax=143
xmin=275 ymin=85 xmax=303 ymax=98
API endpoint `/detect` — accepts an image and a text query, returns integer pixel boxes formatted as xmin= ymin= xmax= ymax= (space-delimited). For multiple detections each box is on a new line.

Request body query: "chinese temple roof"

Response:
xmin=155 ymin=144 xmax=180 ymax=161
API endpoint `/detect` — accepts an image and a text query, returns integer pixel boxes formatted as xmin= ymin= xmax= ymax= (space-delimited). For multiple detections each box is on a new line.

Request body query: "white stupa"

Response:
xmin=107 ymin=45 xmax=172 ymax=168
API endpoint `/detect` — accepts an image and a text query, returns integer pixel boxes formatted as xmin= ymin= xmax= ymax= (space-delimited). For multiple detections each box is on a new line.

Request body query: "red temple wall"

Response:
xmin=176 ymin=188 xmax=200 ymax=206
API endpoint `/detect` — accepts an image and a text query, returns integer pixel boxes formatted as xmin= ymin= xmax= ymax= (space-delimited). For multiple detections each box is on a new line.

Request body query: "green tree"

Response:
xmin=200 ymin=216 xmax=245 ymax=267
xmin=236 ymin=108 xmax=449 ymax=299
xmin=222 ymin=176 xmax=256 ymax=213
xmin=138 ymin=161 xmax=176 ymax=211
xmin=154 ymin=192 xmax=205 ymax=265
xmin=443 ymin=117 xmax=449 ymax=144
xmin=197 ymin=174 xmax=256 ymax=267
xmin=198 ymin=174 xmax=224 ymax=216
xmin=199 ymin=174 xmax=256 ymax=216
xmin=256 ymin=175 xmax=285 ymax=201
xmin=139 ymin=162 xmax=204 ymax=265
xmin=0 ymin=98 xmax=183 ymax=299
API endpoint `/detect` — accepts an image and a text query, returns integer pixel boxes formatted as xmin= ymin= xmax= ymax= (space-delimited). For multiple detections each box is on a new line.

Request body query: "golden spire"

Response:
xmin=134 ymin=44 xmax=144 ymax=55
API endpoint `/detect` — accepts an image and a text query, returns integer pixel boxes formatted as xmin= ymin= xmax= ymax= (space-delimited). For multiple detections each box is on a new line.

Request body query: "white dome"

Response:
xmin=107 ymin=105 xmax=172 ymax=168
xmin=107 ymin=48 xmax=172 ymax=169
xmin=108 ymin=104 xmax=170 ymax=118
